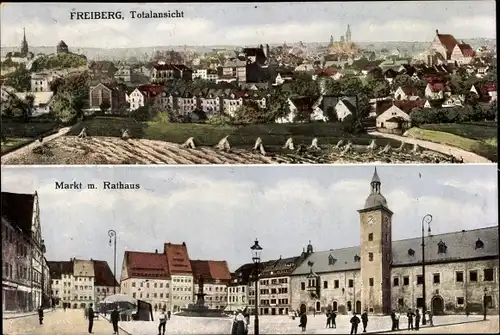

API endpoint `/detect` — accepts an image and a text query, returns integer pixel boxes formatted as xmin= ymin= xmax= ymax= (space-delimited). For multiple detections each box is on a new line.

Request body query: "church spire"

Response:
xmin=20 ymin=27 xmax=29 ymax=57
xmin=346 ymin=24 xmax=352 ymax=43
xmin=370 ymin=167 xmax=381 ymax=194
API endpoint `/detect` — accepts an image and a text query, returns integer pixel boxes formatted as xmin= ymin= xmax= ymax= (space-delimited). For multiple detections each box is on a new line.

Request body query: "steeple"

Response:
xmin=364 ymin=167 xmax=388 ymax=210
xmin=370 ymin=167 xmax=381 ymax=193
xmin=346 ymin=24 xmax=352 ymax=43
xmin=20 ymin=27 xmax=29 ymax=57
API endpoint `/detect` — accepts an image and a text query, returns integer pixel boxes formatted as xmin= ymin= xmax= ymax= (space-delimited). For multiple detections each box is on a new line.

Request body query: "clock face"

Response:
xmin=367 ymin=215 xmax=375 ymax=225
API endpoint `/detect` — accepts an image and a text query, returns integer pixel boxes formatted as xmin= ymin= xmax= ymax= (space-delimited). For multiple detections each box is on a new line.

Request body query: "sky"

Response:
xmin=1 ymin=164 xmax=497 ymax=278
xmin=0 ymin=1 xmax=496 ymax=48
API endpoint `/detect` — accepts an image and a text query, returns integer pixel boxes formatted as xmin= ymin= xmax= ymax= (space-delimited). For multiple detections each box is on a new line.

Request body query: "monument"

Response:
xmin=166 ymin=275 xmax=233 ymax=334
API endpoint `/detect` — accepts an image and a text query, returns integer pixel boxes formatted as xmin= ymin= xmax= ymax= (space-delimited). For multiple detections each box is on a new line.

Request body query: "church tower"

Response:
xmin=357 ymin=167 xmax=393 ymax=314
xmin=20 ymin=28 xmax=29 ymax=57
xmin=346 ymin=24 xmax=352 ymax=43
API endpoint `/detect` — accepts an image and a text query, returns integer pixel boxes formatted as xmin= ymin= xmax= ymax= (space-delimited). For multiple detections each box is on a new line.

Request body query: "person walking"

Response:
xmin=331 ymin=311 xmax=337 ymax=329
xmin=325 ymin=311 xmax=331 ymax=328
xmin=167 ymin=310 xmax=171 ymax=320
xmin=110 ymin=307 xmax=120 ymax=335
xmin=87 ymin=303 xmax=95 ymax=334
xmin=235 ymin=310 xmax=247 ymax=335
xmin=396 ymin=310 xmax=401 ymax=330
xmin=390 ymin=310 xmax=396 ymax=331
xmin=361 ymin=310 xmax=369 ymax=332
xmin=407 ymin=309 xmax=414 ymax=331
xmin=38 ymin=306 xmax=44 ymax=325
xmin=299 ymin=312 xmax=308 ymax=332
xmin=158 ymin=308 xmax=167 ymax=335
xmin=427 ymin=310 xmax=434 ymax=327
xmin=350 ymin=313 xmax=361 ymax=334
xmin=415 ymin=309 xmax=421 ymax=330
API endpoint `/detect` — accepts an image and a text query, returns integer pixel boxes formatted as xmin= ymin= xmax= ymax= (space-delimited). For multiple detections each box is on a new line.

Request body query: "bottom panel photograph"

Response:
xmin=1 ymin=164 xmax=498 ymax=335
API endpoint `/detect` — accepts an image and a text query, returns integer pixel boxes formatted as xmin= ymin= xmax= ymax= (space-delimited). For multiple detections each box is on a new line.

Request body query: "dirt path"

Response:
xmin=368 ymin=131 xmax=492 ymax=163
xmin=1 ymin=127 xmax=72 ymax=164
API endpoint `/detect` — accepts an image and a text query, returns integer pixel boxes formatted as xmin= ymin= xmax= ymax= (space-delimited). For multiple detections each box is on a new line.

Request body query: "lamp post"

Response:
xmin=108 ymin=230 xmax=117 ymax=294
xmin=483 ymin=288 xmax=487 ymax=321
xmin=421 ymin=214 xmax=432 ymax=325
xmin=251 ymin=239 xmax=263 ymax=335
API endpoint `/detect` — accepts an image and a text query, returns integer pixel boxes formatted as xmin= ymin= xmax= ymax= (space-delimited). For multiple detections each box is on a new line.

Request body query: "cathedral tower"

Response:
xmin=20 ymin=28 xmax=29 ymax=57
xmin=357 ymin=167 xmax=393 ymax=314
xmin=346 ymin=24 xmax=352 ymax=43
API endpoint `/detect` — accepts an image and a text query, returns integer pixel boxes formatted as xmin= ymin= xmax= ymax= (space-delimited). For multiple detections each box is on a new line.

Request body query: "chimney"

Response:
xmin=155 ymin=249 xmax=158 ymax=254
xmin=435 ymin=29 xmax=439 ymax=35
xmin=182 ymin=242 xmax=186 ymax=246
xmin=265 ymin=44 xmax=270 ymax=59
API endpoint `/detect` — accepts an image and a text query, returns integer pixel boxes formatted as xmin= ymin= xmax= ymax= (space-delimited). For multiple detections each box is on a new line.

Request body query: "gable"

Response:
xmin=377 ymin=105 xmax=410 ymax=121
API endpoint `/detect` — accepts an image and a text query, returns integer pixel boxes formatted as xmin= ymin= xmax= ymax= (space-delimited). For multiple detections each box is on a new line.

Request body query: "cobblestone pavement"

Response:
xmin=390 ymin=316 xmax=499 ymax=334
xmin=2 ymin=309 xmax=126 ymax=335
xmin=3 ymin=308 xmax=53 ymax=320
xmin=368 ymin=131 xmax=491 ymax=163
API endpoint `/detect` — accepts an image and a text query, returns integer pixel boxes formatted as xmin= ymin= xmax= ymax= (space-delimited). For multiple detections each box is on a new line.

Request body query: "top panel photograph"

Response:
xmin=0 ymin=1 xmax=496 ymax=165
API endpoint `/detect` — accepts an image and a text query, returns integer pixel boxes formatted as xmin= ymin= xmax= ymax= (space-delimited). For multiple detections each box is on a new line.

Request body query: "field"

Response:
xmin=1 ymin=119 xmax=60 ymax=155
xmin=410 ymin=122 xmax=498 ymax=162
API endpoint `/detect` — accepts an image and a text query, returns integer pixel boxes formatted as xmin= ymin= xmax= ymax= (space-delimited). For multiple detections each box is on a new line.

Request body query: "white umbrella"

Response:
xmin=103 ymin=294 xmax=137 ymax=304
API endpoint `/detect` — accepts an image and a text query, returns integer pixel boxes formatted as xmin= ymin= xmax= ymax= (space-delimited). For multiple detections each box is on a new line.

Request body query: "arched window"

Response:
xmin=333 ymin=301 xmax=338 ymax=311
xmin=347 ymin=301 xmax=352 ymax=311
xmin=316 ymin=301 xmax=321 ymax=311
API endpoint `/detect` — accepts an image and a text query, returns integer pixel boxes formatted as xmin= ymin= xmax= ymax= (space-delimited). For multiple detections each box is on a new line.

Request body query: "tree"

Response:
xmin=322 ymin=77 xmax=342 ymax=96
xmin=267 ymin=86 xmax=291 ymax=122
xmin=325 ymin=106 xmax=338 ymax=123
xmin=233 ymin=101 xmax=266 ymax=124
xmin=51 ymin=92 xmax=75 ymax=121
xmin=339 ymin=76 xmax=363 ymax=95
xmin=207 ymin=114 xmax=232 ymax=126
xmin=192 ymin=108 xmax=207 ymax=121
xmin=390 ymin=74 xmax=412 ymax=91
xmin=291 ymin=73 xmax=319 ymax=96
xmin=99 ymin=101 xmax=111 ymax=114
xmin=3 ymin=92 xmax=35 ymax=122
xmin=450 ymin=68 xmax=473 ymax=95
xmin=5 ymin=66 xmax=31 ymax=92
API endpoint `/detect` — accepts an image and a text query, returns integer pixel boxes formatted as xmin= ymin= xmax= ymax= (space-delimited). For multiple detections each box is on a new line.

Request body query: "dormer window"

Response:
xmin=408 ymin=248 xmax=415 ymax=256
xmin=328 ymin=254 xmax=336 ymax=265
xmin=437 ymin=240 xmax=447 ymax=254
xmin=354 ymin=255 xmax=360 ymax=262
xmin=475 ymin=239 xmax=484 ymax=249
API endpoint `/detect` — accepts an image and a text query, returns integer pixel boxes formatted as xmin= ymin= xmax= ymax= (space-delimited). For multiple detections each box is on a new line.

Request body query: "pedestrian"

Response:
xmin=158 ymin=308 xmax=167 ymax=335
xmin=63 ymin=303 xmax=67 ymax=312
xmin=111 ymin=307 xmax=120 ymax=335
xmin=331 ymin=311 xmax=337 ymax=329
xmin=299 ymin=312 xmax=308 ymax=331
xmin=88 ymin=303 xmax=95 ymax=334
xmin=313 ymin=309 xmax=316 ymax=317
xmin=361 ymin=310 xmax=369 ymax=332
xmin=232 ymin=312 xmax=238 ymax=335
xmin=350 ymin=313 xmax=360 ymax=334
xmin=167 ymin=310 xmax=171 ymax=320
xmin=427 ymin=310 xmax=433 ymax=327
xmin=243 ymin=308 xmax=250 ymax=335
xmin=407 ymin=309 xmax=414 ymax=330
xmin=415 ymin=309 xmax=420 ymax=330
xmin=235 ymin=309 xmax=247 ymax=335
xmin=396 ymin=310 xmax=401 ymax=330
xmin=84 ymin=306 xmax=88 ymax=319
xmin=325 ymin=311 xmax=331 ymax=328
xmin=390 ymin=310 xmax=396 ymax=331
xmin=38 ymin=306 xmax=44 ymax=325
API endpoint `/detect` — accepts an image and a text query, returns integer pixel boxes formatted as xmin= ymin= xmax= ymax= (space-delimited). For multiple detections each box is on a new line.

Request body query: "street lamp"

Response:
xmin=483 ymin=287 xmax=487 ymax=321
xmin=108 ymin=230 xmax=117 ymax=294
xmin=421 ymin=214 xmax=432 ymax=325
xmin=251 ymin=239 xmax=263 ymax=335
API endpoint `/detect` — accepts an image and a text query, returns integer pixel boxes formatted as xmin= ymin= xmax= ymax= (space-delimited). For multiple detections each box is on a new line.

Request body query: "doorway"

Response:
xmin=316 ymin=301 xmax=321 ymax=311
xmin=356 ymin=301 xmax=361 ymax=314
xmin=431 ymin=296 xmax=444 ymax=315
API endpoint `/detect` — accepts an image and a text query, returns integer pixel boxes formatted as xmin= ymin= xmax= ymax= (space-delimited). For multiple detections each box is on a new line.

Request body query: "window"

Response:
xmin=369 ymin=278 xmax=374 ymax=287
xmin=323 ymin=281 xmax=328 ymax=289
xmin=132 ymin=293 xmax=136 ymax=298
xmin=456 ymin=271 xmax=464 ymax=283
xmin=369 ymin=253 xmax=374 ymax=261
xmin=416 ymin=298 xmax=424 ymax=308
xmin=368 ymin=233 xmax=373 ymax=241
xmin=393 ymin=277 xmax=400 ymax=287
xmin=457 ymin=297 xmax=464 ymax=306
xmin=475 ymin=239 xmax=484 ymax=249
xmin=348 ymin=279 xmax=354 ymax=288
xmin=469 ymin=271 xmax=478 ymax=282
xmin=433 ymin=274 xmax=440 ymax=284
xmin=437 ymin=240 xmax=447 ymax=254
xmin=301 ymin=282 xmax=305 ymax=291
xmin=417 ymin=275 xmax=424 ymax=285
xmin=398 ymin=298 xmax=404 ymax=307
xmin=334 ymin=280 xmax=339 ymax=289
xmin=484 ymin=269 xmax=494 ymax=281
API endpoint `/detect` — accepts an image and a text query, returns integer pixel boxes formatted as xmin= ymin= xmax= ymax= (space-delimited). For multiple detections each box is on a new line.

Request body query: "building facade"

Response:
xmin=89 ymin=83 xmax=127 ymax=113
xmin=288 ymin=169 xmax=499 ymax=316
xmin=191 ymin=260 xmax=231 ymax=310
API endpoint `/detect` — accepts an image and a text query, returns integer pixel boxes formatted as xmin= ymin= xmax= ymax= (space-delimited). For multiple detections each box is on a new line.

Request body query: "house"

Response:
xmin=128 ymin=84 xmax=164 ymax=111
xmin=14 ymin=91 xmax=55 ymax=116
xmin=199 ymin=91 xmax=223 ymax=117
xmin=31 ymin=72 xmax=56 ymax=92
xmin=151 ymin=64 xmax=193 ymax=83
xmin=313 ymin=68 xmax=343 ymax=81
xmin=383 ymin=69 xmax=398 ymax=84
xmin=393 ymin=86 xmax=421 ymax=101
xmin=471 ymin=84 xmax=497 ymax=103
xmin=221 ymin=58 xmax=246 ymax=82
xmin=114 ymin=66 xmax=131 ymax=83
xmin=191 ymin=260 xmax=231 ymax=310
xmin=376 ymin=103 xmax=415 ymax=133
xmin=89 ymin=83 xmax=127 ymax=113
xmin=442 ymin=95 xmax=465 ymax=108
xmin=334 ymin=98 xmax=357 ymax=121
xmin=276 ymin=96 xmax=324 ymax=123
xmin=423 ymin=99 xmax=446 ymax=109
xmin=221 ymin=91 xmax=244 ymax=117
xmin=56 ymin=40 xmax=69 ymax=54
xmin=426 ymin=30 xmax=475 ymax=65
xmin=425 ymin=82 xmax=451 ymax=100
xmin=164 ymin=242 xmax=194 ymax=313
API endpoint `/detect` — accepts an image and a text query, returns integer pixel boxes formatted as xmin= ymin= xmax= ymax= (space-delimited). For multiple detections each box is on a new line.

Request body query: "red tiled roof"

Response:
xmin=457 ymin=43 xmax=475 ymax=57
xmin=165 ymin=243 xmax=192 ymax=275
xmin=93 ymin=260 xmax=118 ymax=287
xmin=393 ymin=100 xmax=425 ymax=114
xmin=436 ymin=33 xmax=458 ymax=54
xmin=137 ymin=84 xmax=164 ymax=98
xmin=398 ymin=86 xmax=420 ymax=96
xmin=125 ymin=251 xmax=169 ymax=279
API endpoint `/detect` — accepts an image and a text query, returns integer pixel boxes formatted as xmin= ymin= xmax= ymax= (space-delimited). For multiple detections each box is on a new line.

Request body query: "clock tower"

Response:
xmin=358 ymin=167 xmax=393 ymax=314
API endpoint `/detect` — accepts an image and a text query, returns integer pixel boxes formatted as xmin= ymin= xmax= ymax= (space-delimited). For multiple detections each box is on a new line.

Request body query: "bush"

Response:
xmin=207 ymin=115 xmax=233 ymax=126
xmin=341 ymin=114 xmax=365 ymax=134
xmin=154 ymin=112 xmax=170 ymax=124
xmin=410 ymin=106 xmax=492 ymax=126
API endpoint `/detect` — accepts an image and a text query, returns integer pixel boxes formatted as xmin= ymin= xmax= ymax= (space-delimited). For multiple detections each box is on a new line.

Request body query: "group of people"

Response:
xmin=391 ymin=309 xmax=433 ymax=331
xmin=349 ymin=311 xmax=369 ymax=334
xmin=325 ymin=311 xmax=338 ymax=328
xmin=231 ymin=308 xmax=250 ymax=335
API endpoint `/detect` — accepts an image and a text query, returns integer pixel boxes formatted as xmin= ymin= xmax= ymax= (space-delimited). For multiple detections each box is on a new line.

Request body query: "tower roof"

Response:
xmin=371 ymin=167 xmax=381 ymax=183
xmin=364 ymin=167 xmax=388 ymax=210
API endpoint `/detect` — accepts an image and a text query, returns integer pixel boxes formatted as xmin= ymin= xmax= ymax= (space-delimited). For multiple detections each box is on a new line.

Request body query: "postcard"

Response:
xmin=1 ymin=164 xmax=498 ymax=334
xmin=0 ymin=2 xmax=496 ymax=165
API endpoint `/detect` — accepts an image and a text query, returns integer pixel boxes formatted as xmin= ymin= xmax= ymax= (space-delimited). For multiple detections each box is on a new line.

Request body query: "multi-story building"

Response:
xmin=426 ymin=30 xmax=476 ymax=66
xmin=289 ymin=169 xmax=499 ymax=316
xmin=191 ymin=260 xmax=231 ymax=310
xmin=114 ymin=65 xmax=131 ymax=83
xmin=88 ymin=83 xmax=127 ymax=113
xmin=165 ymin=242 xmax=194 ymax=313
xmin=151 ymin=64 xmax=193 ymax=83
xmin=199 ymin=92 xmax=222 ymax=117
xmin=128 ymin=84 xmax=164 ymax=111
xmin=30 ymin=72 xmax=55 ymax=92
xmin=120 ymin=249 xmax=171 ymax=311
xmin=1 ymin=191 xmax=50 ymax=311
xmin=49 ymin=259 xmax=117 ymax=309
xmin=227 ymin=264 xmax=254 ymax=312
xmin=193 ymin=69 xmax=219 ymax=82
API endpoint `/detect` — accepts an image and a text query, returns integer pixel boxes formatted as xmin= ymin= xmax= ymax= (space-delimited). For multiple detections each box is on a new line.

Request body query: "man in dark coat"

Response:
xmin=361 ymin=310 xmax=369 ymax=332
xmin=299 ymin=312 xmax=307 ymax=331
xmin=390 ymin=310 xmax=396 ymax=331
xmin=350 ymin=313 xmax=361 ymax=334
xmin=325 ymin=311 xmax=331 ymax=328
xmin=331 ymin=311 xmax=337 ymax=328
xmin=415 ymin=309 xmax=421 ymax=330
xmin=407 ymin=309 xmax=415 ymax=330
xmin=88 ymin=303 xmax=95 ymax=333
xmin=110 ymin=307 xmax=120 ymax=334
xmin=38 ymin=306 xmax=44 ymax=325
